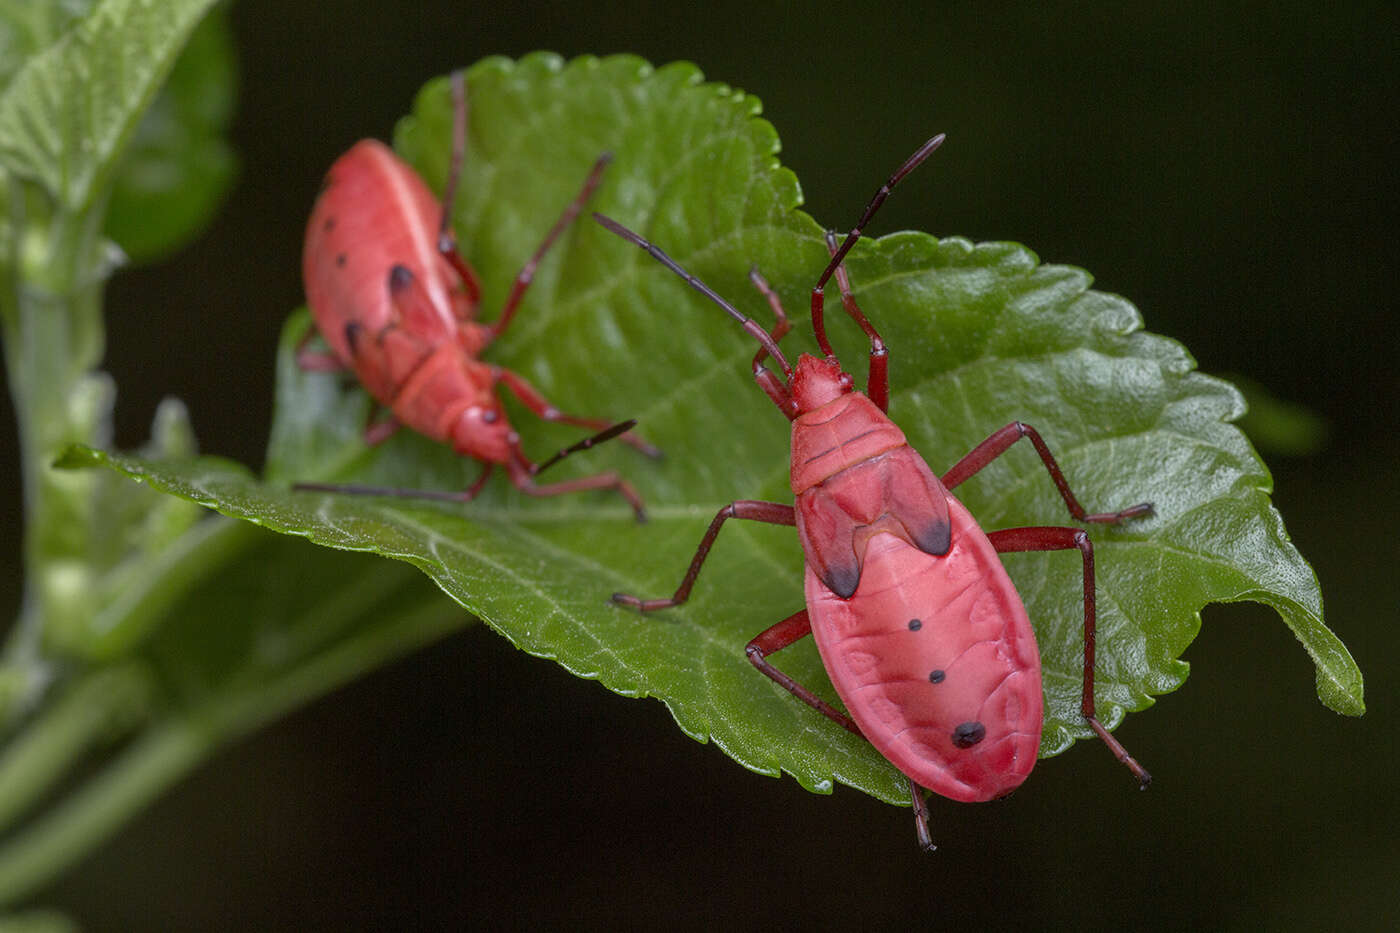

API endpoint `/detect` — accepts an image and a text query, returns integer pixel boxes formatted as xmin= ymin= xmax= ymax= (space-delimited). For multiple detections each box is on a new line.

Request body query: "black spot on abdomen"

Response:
xmin=952 ymin=721 xmax=986 ymax=748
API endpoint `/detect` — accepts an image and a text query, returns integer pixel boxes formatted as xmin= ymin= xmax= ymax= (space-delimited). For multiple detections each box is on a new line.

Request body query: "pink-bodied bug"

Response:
xmin=295 ymin=71 xmax=657 ymax=516
xmin=596 ymin=134 xmax=1153 ymax=849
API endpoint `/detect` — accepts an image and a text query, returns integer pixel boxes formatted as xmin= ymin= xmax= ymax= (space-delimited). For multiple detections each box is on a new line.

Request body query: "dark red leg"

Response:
xmin=822 ymin=230 xmax=890 ymax=412
xmin=810 ymin=135 xmax=945 ymax=367
xmin=745 ymin=268 xmax=792 ymax=360
xmin=294 ymin=324 xmax=345 ymax=372
xmin=489 ymin=152 xmax=613 ymax=340
xmin=611 ymin=501 xmax=795 ymax=610
xmin=505 ymin=455 xmax=647 ymax=522
xmin=942 ymin=421 xmax=1153 ymax=524
xmin=745 ymin=610 xmax=859 ymax=734
xmin=436 ymin=69 xmax=483 ymax=308
xmin=987 ymin=526 xmax=1152 ymax=788
xmin=293 ymin=326 xmax=404 ymax=436
xmin=909 ymin=780 xmax=934 ymax=852
xmin=293 ymin=414 xmax=646 ymax=512
xmin=494 ymin=367 xmax=660 ymax=458
xmin=744 ymin=268 xmax=799 ymax=419
xmin=746 ymin=609 xmax=937 ymax=851
xmin=296 ymin=427 xmax=644 ymax=517
xmin=363 ymin=412 xmax=402 ymax=446
xmin=742 ymin=267 xmax=800 ymax=418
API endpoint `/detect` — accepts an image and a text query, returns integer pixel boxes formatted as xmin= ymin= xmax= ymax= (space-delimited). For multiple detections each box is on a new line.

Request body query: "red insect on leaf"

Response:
xmin=296 ymin=70 xmax=657 ymax=517
xmin=598 ymin=134 xmax=1153 ymax=850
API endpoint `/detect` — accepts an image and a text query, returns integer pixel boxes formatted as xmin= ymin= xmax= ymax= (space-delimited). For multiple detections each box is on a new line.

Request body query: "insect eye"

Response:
xmin=481 ymin=410 xmax=499 ymax=424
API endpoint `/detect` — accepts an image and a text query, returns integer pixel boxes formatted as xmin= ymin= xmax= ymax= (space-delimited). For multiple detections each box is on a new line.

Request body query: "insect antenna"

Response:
xmin=530 ymin=419 xmax=639 ymax=476
xmin=593 ymin=213 xmax=793 ymax=379
xmin=810 ymin=134 xmax=945 ymax=359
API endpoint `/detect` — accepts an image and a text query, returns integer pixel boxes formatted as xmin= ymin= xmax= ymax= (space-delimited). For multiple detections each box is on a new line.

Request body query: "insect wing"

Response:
xmin=805 ymin=495 xmax=1043 ymax=803
xmin=304 ymin=140 xmax=465 ymax=365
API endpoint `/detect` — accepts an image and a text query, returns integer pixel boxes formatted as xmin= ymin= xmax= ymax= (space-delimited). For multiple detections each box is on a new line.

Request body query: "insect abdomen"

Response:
xmin=303 ymin=140 xmax=460 ymax=363
xmin=805 ymin=496 xmax=1044 ymax=802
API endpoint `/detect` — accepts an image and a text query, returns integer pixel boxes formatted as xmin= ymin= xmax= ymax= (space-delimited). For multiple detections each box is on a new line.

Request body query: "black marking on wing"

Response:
xmin=387 ymin=264 xmax=414 ymax=293
xmin=910 ymin=515 xmax=952 ymax=556
xmin=822 ymin=560 xmax=860 ymax=600
xmin=344 ymin=321 xmax=363 ymax=357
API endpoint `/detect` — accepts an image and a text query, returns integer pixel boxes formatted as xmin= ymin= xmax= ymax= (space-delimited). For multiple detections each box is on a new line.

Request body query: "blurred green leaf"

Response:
xmin=0 ymin=2 xmax=88 ymax=90
xmin=0 ymin=0 xmax=226 ymax=672
xmin=77 ymin=53 xmax=1363 ymax=809
xmin=0 ymin=906 xmax=79 ymax=933
xmin=0 ymin=0 xmax=220 ymax=214
xmin=104 ymin=5 xmax=237 ymax=263
xmin=1227 ymin=373 xmax=1329 ymax=458
xmin=0 ymin=0 xmax=442 ymax=903
xmin=43 ymin=399 xmax=210 ymax=660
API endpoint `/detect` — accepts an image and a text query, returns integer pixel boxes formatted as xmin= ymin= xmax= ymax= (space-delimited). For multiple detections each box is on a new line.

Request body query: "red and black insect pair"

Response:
xmin=596 ymin=134 xmax=1152 ymax=850
xmin=298 ymin=69 xmax=1152 ymax=851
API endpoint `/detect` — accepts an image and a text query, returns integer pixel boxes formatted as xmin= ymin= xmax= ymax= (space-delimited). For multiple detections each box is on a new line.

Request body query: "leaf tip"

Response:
xmin=52 ymin=444 xmax=104 ymax=470
xmin=1317 ymin=671 xmax=1366 ymax=717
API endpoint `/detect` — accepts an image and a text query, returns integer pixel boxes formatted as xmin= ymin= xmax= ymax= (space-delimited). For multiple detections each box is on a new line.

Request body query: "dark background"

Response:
xmin=2 ymin=0 xmax=1396 ymax=927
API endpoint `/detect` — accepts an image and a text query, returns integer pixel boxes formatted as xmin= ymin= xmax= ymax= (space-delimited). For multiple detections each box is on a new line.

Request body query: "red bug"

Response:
xmin=295 ymin=71 xmax=656 ymax=517
xmin=596 ymin=134 xmax=1153 ymax=849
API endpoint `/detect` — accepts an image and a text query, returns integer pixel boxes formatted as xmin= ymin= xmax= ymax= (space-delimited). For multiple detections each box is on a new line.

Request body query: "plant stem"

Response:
xmin=0 ymin=719 xmax=209 ymax=905
xmin=0 ymin=589 xmax=463 ymax=905
xmin=0 ymin=664 xmax=152 ymax=833
xmin=0 ymin=175 xmax=112 ymax=710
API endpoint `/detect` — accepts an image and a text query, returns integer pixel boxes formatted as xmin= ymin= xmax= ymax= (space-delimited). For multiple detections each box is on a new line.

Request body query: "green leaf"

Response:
xmin=0 ymin=0 xmax=220 ymax=214
xmin=0 ymin=4 xmax=87 ymax=90
xmin=42 ymin=399 xmax=212 ymax=660
xmin=103 ymin=5 xmax=237 ymax=263
xmin=77 ymin=53 xmax=1363 ymax=808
